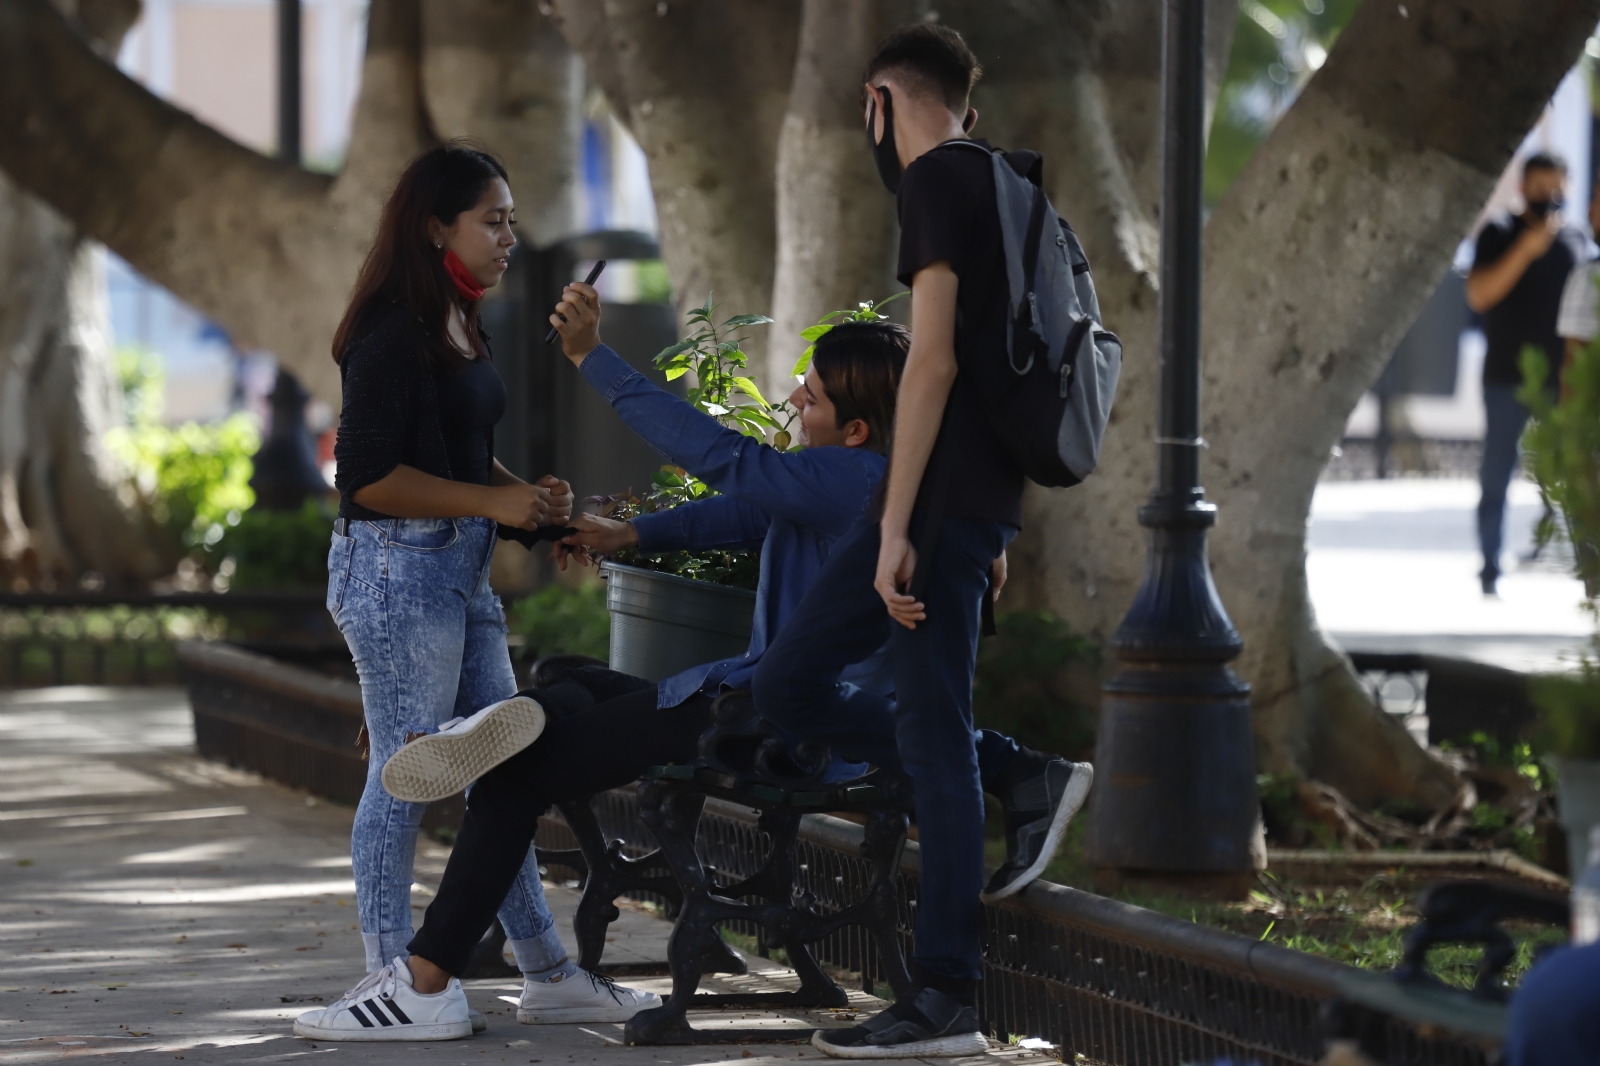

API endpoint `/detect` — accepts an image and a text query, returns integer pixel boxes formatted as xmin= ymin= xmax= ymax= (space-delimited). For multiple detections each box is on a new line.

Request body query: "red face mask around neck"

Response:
xmin=442 ymin=249 xmax=486 ymax=302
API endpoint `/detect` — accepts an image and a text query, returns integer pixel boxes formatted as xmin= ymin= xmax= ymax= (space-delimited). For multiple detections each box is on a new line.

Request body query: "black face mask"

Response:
xmin=866 ymin=86 xmax=902 ymax=195
xmin=1528 ymin=193 xmax=1564 ymax=219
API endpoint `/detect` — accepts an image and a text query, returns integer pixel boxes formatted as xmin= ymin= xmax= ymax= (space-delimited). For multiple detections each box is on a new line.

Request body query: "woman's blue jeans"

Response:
xmin=327 ymin=516 xmax=565 ymax=973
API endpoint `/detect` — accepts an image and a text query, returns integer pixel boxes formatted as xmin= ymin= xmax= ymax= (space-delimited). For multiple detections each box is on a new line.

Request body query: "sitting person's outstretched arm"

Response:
xmin=549 ymin=284 xmax=880 ymax=537
xmin=561 ymin=497 xmax=770 ymax=564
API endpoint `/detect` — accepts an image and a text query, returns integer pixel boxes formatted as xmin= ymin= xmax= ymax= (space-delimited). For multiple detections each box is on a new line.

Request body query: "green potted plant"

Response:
xmin=1521 ymin=330 xmax=1600 ymax=870
xmin=595 ymin=294 xmax=901 ymax=681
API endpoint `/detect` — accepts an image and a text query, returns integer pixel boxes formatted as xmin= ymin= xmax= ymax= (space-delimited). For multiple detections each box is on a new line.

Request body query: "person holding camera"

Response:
xmin=1465 ymin=151 xmax=1584 ymax=595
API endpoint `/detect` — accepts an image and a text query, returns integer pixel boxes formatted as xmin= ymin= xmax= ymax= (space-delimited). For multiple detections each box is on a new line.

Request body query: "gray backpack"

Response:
xmin=947 ymin=141 xmax=1122 ymax=488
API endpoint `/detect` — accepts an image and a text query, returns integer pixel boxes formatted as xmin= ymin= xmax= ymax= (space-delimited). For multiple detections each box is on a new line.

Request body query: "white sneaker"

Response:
xmin=516 ymin=968 xmax=662 ymax=1024
xmin=293 ymin=957 xmax=472 ymax=1041
xmin=381 ymin=696 xmax=546 ymax=802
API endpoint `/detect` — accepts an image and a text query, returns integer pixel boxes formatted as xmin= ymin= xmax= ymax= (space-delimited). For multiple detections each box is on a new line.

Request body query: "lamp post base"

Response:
xmin=1084 ymin=674 xmax=1260 ymax=892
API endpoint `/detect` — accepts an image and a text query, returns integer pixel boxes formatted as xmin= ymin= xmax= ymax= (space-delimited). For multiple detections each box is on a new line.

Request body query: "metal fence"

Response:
xmin=537 ymin=791 xmax=1490 ymax=1066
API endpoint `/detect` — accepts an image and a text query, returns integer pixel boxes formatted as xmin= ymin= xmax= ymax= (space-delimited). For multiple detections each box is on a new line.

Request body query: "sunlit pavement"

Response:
xmin=1309 ymin=477 xmax=1592 ymax=674
xmin=0 ymin=688 xmax=1047 ymax=1066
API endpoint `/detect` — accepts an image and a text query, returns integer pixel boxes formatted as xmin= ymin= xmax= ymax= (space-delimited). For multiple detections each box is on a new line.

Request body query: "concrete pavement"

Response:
xmin=0 ymin=687 xmax=1038 ymax=1066
xmin=1309 ymin=476 xmax=1592 ymax=673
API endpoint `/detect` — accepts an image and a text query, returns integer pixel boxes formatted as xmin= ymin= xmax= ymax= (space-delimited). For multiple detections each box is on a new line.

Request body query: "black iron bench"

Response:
xmin=512 ymin=658 xmax=914 ymax=1045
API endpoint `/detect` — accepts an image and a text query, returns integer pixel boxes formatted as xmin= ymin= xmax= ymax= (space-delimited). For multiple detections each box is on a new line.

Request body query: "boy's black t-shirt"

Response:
xmin=1472 ymin=214 xmax=1583 ymax=388
xmin=896 ymin=138 xmax=1025 ymax=529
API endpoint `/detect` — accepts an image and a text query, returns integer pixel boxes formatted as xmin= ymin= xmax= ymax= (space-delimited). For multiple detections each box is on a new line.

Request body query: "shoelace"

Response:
xmin=582 ymin=969 xmax=626 ymax=1004
xmin=329 ymin=961 xmax=401 ymax=1012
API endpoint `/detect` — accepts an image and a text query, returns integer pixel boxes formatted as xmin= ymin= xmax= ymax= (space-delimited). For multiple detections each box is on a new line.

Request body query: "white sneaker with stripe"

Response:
xmin=294 ymin=957 xmax=473 ymax=1041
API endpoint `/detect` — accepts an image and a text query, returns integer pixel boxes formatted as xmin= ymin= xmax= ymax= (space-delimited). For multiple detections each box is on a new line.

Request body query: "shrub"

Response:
xmin=971 ymin=609 xmax=1100 ymax=761
xmin=106 ymin=347 xmax=259 ymax=555
xmin=505 ymin=582 xmax=611 ymax=662
xmin=216 ymin=500 xmax=334 ymax=590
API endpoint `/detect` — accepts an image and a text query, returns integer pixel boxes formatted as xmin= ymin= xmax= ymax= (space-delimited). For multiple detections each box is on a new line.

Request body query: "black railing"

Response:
xmin=531 ymin=790 xmax=1488 ymax=1066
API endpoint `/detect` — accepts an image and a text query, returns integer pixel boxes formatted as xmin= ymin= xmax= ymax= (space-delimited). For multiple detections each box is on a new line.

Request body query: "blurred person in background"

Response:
xmin=1555 ymin=178 xmax=1600 ymax=370
xmin=1465 ymin=151 xmax=1584 ymax=596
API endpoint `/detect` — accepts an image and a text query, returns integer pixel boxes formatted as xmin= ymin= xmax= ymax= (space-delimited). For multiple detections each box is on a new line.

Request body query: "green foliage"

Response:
xmin=505 ymin=582 xmax=611 ymax=662
xmin=595 ymin=294 xmax=899 ymax=590
xmin=1532 ymin=668 xmax=1600 ymax=760
xmin=106 ymin=348 xmax=259 ymax=554
xmin=1520 ymin=338 xmax=1600 ymax=598
xmin=1205 ymin=0 xmax=1362 ymax=206
xmin=633 ymin=259 xmax=673 ymax=304
xmin=215 ymin=500 xmax=334 ymax=590
xmin=791 ymin=292 xmax=907 ymax=379
xmin=1520 ymin=331 xmax=1600 ymax=757
xmin=652 ymin=295 xmax=792 ymax=459
xmin=971 ymin=609 xmax=1100 ymax=761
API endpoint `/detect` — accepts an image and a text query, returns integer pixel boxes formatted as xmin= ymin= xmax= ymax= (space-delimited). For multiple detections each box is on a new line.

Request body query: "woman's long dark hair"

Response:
xmin=332 ymin=141 xmax=509 ymax=368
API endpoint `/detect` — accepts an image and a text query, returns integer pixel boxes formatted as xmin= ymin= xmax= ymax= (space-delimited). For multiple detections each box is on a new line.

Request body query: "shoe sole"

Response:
xmin=517 ymin=996 xmax=661 ymax=1024
xmin=381 ymin=697 xmax=546 ymax=802
xmin=294 ymin=1018 xmax=473 ymax=1041
xmin=811 ymin=1029 xmax=988 ymax=1059
xmin=980 ymin=762 xmax=1094 ymax=904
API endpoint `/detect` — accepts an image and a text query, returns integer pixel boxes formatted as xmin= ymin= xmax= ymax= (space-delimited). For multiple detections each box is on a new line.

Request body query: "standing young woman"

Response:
xmin=295 ymin=144 xmax=654 ymax=1041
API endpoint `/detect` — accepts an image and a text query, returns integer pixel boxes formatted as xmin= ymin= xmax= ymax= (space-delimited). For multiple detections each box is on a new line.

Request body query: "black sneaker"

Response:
xmin=811 ymin=987 xmax=986 ymax=1059
xmin=981 ymin=757 xmax=1092 ymax=903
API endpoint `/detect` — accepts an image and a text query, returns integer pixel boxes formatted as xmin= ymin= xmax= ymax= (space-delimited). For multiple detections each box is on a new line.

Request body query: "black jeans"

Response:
xmin=407 ymin=683 xmax=714 ymax=975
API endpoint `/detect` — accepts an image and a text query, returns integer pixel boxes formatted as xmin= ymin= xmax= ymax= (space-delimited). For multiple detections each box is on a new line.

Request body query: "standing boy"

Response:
xmin=753 ymin=23 xmax=1091 ymax=1058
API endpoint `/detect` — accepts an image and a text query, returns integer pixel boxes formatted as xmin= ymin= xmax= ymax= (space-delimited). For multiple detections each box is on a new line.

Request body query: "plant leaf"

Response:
xmin=656 ymin=339 xmax=695 ymax=362
xmin=792 ymin=346 xmax=816 ymax=377
xmin=721 ymin=313 xmax=774 ymax=328
xmin=799 ymin=324 xmax=833 ymax=342
xmin=732 ymin=377 xmax=770 ymax=407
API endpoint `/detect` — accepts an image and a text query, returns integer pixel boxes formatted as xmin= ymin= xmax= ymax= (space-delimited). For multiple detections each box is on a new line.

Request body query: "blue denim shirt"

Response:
xmin=578 ymin=345 xmax=892 ymax=710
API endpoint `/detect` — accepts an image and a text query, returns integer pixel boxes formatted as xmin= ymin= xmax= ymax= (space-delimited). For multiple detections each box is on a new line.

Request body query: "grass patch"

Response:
xmin=985 ymin=804 xmax=1566 ymax=990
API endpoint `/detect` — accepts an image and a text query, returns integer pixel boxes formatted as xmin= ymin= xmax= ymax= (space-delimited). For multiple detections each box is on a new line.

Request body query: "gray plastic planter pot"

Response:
xmin=601 ymin=561 xmax=756 ymax=682
xmin=1558 ymin=757 xmax=1600 ymax=875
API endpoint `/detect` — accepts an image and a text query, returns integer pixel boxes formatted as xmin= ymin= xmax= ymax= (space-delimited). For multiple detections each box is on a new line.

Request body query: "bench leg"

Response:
xmin=625 ymin=782 xmax=711 ymax=1044
xmin=862 ymin=809 xmax=913 ymax=1000
xmin=755 ymin=810 xmax=847 ymax=1009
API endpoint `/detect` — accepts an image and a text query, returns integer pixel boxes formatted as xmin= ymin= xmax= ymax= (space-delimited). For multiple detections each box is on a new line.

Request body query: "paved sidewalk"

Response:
xmin=0 ymin=688 xmax=1031 ymax=1066
xmin=1309 ymin=477 xmax=1592 ymax=673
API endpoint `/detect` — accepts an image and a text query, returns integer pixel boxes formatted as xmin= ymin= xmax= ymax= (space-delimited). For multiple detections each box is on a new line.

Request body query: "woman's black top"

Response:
xmin=436 ymin=355 xmax=507 ymax=487
xmin=333 ymin=301 xmax=505 ymax=521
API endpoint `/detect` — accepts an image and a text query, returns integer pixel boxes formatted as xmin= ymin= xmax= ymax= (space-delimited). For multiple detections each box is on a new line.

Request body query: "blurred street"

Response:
xmin=1309 ymin=476 xmax=1591 ymax=673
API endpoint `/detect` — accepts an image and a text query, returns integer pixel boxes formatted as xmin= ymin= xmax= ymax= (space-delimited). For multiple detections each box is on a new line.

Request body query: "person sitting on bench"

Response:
xmin=290 ymin=286 xmax=1085 ymax=1042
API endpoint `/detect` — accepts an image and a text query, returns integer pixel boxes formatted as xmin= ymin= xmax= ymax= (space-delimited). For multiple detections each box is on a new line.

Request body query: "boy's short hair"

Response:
xmin=810 ymin=321 xmax=910 ymax=455
xmin=1524 ymin=151 xmax=1568 ymax=178
xmin=865 ymin=24 xmax=982 ymax=114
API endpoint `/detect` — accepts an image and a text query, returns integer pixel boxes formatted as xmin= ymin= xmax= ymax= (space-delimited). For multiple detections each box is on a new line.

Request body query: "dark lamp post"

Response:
xmin=249 ymin=0 xmax=326 ymax=512
xmin=1082 ymin=0 xmax=1259 ymax=893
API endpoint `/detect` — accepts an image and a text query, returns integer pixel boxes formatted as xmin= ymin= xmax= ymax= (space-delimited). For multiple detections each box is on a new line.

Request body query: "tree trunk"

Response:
xmin=0 ymin=0 xmax=579 ymax=587
xmin=0 ymin=0 xmax=171 ymax=590
xmin=420 ymin=0 xmax=582 ymax=248
xmin=766 ymin=0 xmax=913 ymax=388
xmin=548 ymin=0 xmax=801 ymax=381
xmin=0 ymin=0 xmax=581 ymax=406
xmin=948 ymin=0 xmax=1600 ymax=810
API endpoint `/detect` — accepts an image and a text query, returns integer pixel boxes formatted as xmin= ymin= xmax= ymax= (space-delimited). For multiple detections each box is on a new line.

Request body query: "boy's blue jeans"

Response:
xmin=753 ymin=517 xmax=1017 ymax=985
xmin=327 ymin=516 xmax=565 ymax=973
